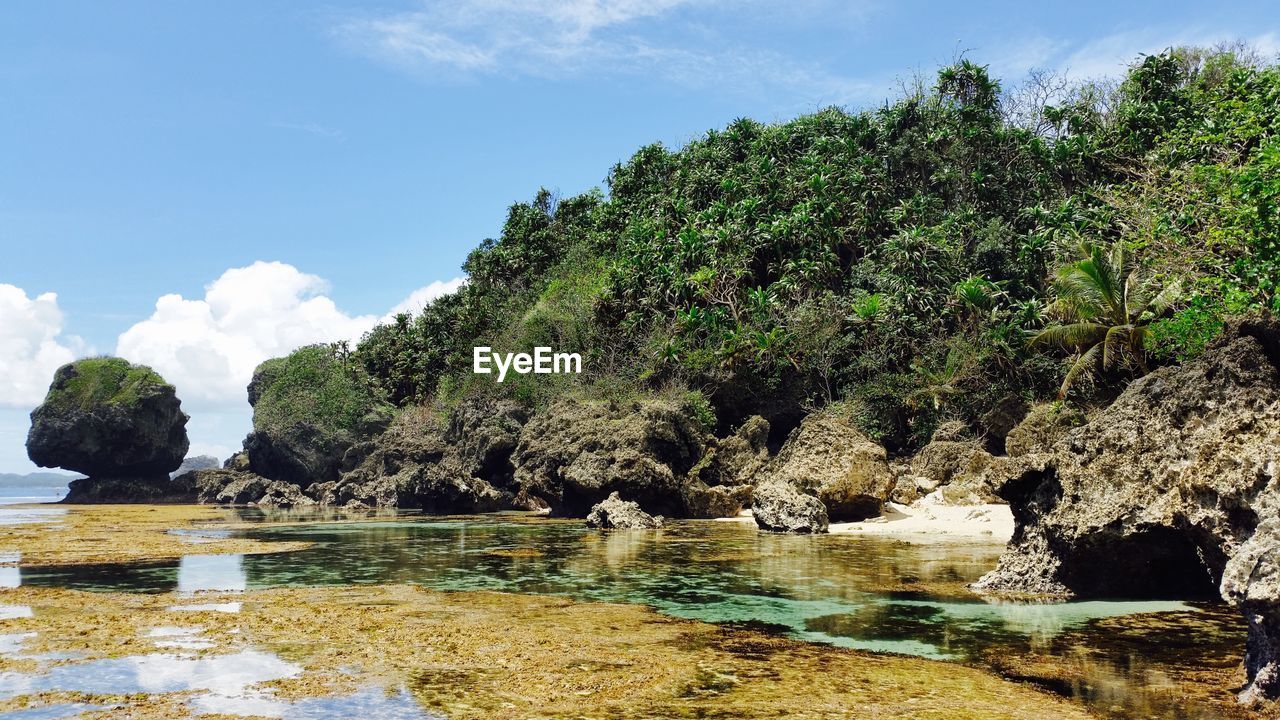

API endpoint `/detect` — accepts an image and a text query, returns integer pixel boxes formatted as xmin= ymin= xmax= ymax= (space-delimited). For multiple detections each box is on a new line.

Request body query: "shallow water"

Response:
xmin=2 ymin=512 xmax=1251 ymax=718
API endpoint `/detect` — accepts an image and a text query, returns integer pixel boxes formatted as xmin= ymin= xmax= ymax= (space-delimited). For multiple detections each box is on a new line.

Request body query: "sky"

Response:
xmin=1 ymin=1 xmax=1278 ymax=473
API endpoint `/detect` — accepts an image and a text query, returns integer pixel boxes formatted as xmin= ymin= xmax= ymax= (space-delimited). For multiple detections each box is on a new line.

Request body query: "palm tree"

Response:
xmin=1033 ymin=242 xmax=1180 ymax=398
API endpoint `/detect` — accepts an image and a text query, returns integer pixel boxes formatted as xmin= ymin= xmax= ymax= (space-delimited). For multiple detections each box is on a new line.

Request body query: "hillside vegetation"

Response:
xmin=341 ymin=46 xmax=1279 ymax=453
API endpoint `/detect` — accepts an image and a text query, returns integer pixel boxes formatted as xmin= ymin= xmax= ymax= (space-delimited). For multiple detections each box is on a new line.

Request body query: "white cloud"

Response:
xmin=116 ymin=262 xmax=463 ymax=410
xmin=334 ymin=0 xmax=880 ymax=105
xmin=116 ymin=262 xmax=376 ymax=408
xmin=993 ymin=30 xmax=1280 ymax=86
xmin=382 ymin=276 xmax=466 ymax=321
xmin=0 ymin=285 xmax=87 ymax=408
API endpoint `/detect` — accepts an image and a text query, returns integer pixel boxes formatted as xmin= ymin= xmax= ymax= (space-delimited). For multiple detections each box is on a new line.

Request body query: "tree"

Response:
xmin=1033 ymin=242 xmax=1180 ymax=397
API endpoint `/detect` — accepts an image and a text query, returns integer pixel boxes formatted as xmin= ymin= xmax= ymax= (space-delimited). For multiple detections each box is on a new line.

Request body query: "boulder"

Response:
xmin=752 ymin=479 xmax=829 ymax=533
xmin=978 ymin=395 xmax=1029 ymax=453
xmin=692 ymin=416 xmax=770 ymax=487
xmin=27 ymin=358 xmax=189 ymax=485
xmin=681 ymin=480 xmax=754 ymax=518
xmin=904 ymin=440 xmax=1002 ymax=505
xmin=764 ymin=414 xmax=893 ymax=521
xmin=1003 ymin=403 xmax=1086 ymax=458
xmin=971 ymin=322 xmax=1280 ymax=703
xmin=513 ymin=397 xmax=707 ymax=517
xmin=585 ymin=492 xmax=664 ymax=529
xmin=244 ymin=345 xmax=393 ymax=487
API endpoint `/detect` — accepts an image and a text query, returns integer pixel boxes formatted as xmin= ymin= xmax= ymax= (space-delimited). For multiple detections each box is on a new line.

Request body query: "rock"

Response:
xmin=514 ymin=397 xmax=707 ymax=517
xmin=978 ymin=395 xmax=1029 ymax=453
xmin=172 ymin=468 xmax=255 ymax=504
xmin=170 ymin=455 xmax=220 ymax=479
xmin=213 ymin=472 xmax=273 ymax=505
xmin=244 ymin=423 xmax=350 ymax=487
xmin=63 ymin=475 xmax=196 ymax=504
xmin=692 ymin=416 xmax=771 ymax=487
xmin=971 ymin=326 xmax=1280 ymax=702
xmin=764 ymin=414 xmax=893 ymax=521
xmin=444 ymin=398 xmax=530 ymax=485
xmin=752 ymin=479 xmax=829 ymax=533
xmin=244 ymin=345 xmax=393 ymax=487
xmin=904 ymin=440 xmax=1002 ymax=505
xmin=223 ymin=452 xmax=252 ymax=472
xmin=1003 ymin=403 xmax=1085 ymax=457
xmin=681 ymin=481 xmax=754 ymax=518
xmin=257 ymin=480 xmax=316 ymax=508
xmin=585 ymin=492 xmax=664 ymax=529
xmin=27 ymin=359 xmax=190 ymax=487
xmin=930 ymin=420 xmax=971 ymax=443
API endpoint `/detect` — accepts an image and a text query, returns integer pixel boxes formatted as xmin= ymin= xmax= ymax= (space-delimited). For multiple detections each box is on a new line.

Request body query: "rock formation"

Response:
xmin=585 ymin=491 xmax=664 ymax=529
xmin=972 ymin=320 xmax=1280 ymax=703
xmin=762 ymin=414 xmax=894 ymax=521
xmin=752 ymin=478 xmax=829 ymax=533
xmin=513 ymin=397 xmax=707 ymax=517
xmin=26 ymin=358 xmax=190 ymax=502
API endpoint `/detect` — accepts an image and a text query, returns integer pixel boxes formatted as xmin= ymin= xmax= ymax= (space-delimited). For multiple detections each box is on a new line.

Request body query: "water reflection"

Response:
xmin=178 ymin=554 xmax=246 ymax=593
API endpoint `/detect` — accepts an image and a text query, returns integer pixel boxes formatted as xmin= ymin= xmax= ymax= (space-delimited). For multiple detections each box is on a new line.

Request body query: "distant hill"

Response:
xmin=0 ymin=472 xmax=80 ymax=488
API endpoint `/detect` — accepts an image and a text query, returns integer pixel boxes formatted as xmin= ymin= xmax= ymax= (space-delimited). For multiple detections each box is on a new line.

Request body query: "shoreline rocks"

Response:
xmin=972 ymin=321 xmax=1280 ymax=702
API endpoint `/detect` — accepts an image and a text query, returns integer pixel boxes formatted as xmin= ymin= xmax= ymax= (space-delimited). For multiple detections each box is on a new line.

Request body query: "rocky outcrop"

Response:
xmin=681 ymin=416 xmax=769 ymax=518
xmin=27 ymin=358 xmax=190 ymax=502
xmin=972 ymin=321 xmax=1280 ymax=703
xmin=243 ymin=345 xmax=393 ymax=488
xmin=752 ymin=479 xmax=829 ymax=533
xmin=170 ymin=455 xmax=219 ymax=479
xmin=763 ymin=414 xmax=893 ymax=521
xmin=325 ymin=407 xmax=513 ymax=512
xmin=444 ymin=398 xmax=529 ymax=485
xmin=903 ymin=440 xmax=1003 ymax=505
xmin=513 ymin=397 xmax=707 ymax=517
xmin=585 ymin=492 xmax=664 ymax=529
xmin=1003 ymin=403 xmax=1086 ymax=457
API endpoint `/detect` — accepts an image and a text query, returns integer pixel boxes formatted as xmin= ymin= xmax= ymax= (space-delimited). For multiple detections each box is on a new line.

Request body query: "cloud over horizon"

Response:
xmin=0 ymin=285 xmax=87 ymax=409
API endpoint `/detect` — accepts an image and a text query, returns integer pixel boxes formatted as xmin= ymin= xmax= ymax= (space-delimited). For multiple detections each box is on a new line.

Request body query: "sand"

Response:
xmin=719 ymin=501 xmax=1015 ymax=542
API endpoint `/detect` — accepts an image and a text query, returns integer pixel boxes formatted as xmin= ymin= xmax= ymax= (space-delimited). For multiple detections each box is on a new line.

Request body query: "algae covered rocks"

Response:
xmin=26 ymin=357 xmax=190 ymax=501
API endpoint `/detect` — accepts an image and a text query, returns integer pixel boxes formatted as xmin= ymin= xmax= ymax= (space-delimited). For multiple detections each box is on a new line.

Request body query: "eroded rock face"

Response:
xmin=752 ymin=479 xmax=829 ymax=533
xmin=244 ymin=422 xmax=348 ymax=488
xmin=514 ymin=398 xmax=707 ymax=517
xmin=444 ymin=398 xmax=530 ymax=486
xmin=1003 ymin=403 xmax=1085 ymax=458
xmin=27 ymin=359 xmax=190 ymax=481
xmin=764 ymin=414 xmax=893 ymax=521
xmin=585 ymin=491 xmax=664 ymax=529
xmin=972 ymin=323 xmax=1280 ymax=702
xmin=904 ymin=440 xmax=1003 ymax=505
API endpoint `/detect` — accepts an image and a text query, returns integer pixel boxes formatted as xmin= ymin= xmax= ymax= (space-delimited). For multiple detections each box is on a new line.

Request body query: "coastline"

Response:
xmin=717 ymin=502 xmax=1015 ymax=542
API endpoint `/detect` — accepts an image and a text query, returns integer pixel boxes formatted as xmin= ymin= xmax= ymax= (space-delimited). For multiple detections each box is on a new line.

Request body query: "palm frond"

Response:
xmin=1032 ymin=322 xmax=1108 ymax=349
xmin=1059 ymin=343 xmax=1103 ymax=399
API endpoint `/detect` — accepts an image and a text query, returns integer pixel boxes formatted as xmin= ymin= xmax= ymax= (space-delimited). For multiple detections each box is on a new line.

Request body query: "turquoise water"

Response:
xmin=17 ymin=515 xmax=1195 ymax=661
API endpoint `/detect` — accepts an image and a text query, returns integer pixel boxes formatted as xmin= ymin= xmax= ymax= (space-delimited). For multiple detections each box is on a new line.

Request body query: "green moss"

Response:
xmin=43 ymin=357 xmax=171 ymax=412
xmin=251 ymin=344 xmax=391 ymax=436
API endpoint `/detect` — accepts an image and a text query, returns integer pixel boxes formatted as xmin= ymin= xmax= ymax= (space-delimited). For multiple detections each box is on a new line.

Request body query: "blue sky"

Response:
xmin=2 ymin=1 xmax=1277 ymax=472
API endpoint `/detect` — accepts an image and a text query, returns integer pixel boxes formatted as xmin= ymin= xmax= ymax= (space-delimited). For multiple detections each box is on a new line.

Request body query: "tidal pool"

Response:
xmin=4 ymin=513 xmax=1252 ymax=718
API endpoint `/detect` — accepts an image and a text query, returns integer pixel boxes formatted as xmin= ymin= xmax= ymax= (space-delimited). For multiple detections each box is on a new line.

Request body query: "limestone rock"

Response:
xmin=693 ymin=416 xmax=770 ymax=487
xmin=585 ymin=491 xmax=664 ymax=529
xmin=1003 ymin=403 xmax=1085 ymax=458
xmin=752 ymin=479 xmax=829 ymax=533
xmin=765 ymin=414 xmax=893 ymax=521
xmin=27 ymin=358 xmax=189 ymax=482
xmin=972 ymin=324 xmax=1280 ymax=702
xmin=513 ymin=397 xmax=707 ymax=517
xmin=443 ymin=397 xmax=530 ymax=486
xmin=682 ymin=480 xmax=753 ymax=518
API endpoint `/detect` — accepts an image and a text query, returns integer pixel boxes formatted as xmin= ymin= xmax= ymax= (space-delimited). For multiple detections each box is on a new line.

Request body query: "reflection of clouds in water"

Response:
xmin=931 ymin=598 xmax=1192 ymax=638
xmin=0 ymin=649 xmax=299 ymax=700
xmin=0 ymin=632 xmax=37 ymax=656
xmin=0 ymin=605 xmax=32 ymax=620
xmin=170 ymin=601 xmax=241 ymax=614
xmin=0 ymin=701 xmax=107 ymax=719
xmin=178 ymin=554 xmax=246 ymax=593
xmin=0 ymin=508 xmax=65 ymax=526
xmin=0 ymin=565 xmax=20 ymax=588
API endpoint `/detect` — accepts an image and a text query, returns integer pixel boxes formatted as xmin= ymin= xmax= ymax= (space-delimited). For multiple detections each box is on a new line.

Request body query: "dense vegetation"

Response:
xmin=43 ymin=357 xmax=172 ymax=412
xmin=351 ymin=46 xmax=1278 ymax=452
xmin=249 ymin=344 xmax=391 ymax=437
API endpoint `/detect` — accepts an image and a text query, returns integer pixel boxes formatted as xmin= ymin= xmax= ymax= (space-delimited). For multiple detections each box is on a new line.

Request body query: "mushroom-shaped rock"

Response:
xmin=26 ymin=358 xmax=189 ymax=501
